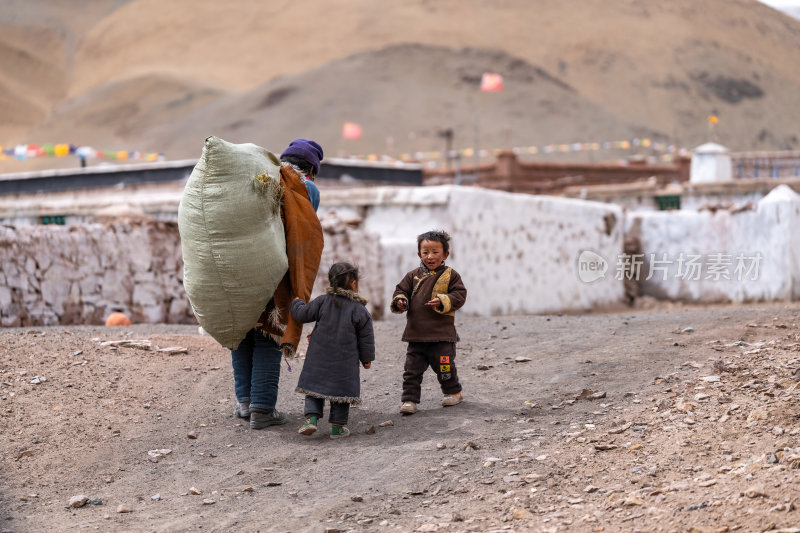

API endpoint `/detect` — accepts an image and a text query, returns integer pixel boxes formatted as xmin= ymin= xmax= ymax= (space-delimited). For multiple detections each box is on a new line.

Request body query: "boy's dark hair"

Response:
xmin=417 ymin=230 xmax=451 ymax=254
xmin=280 ymin=154 xmax=316 ymax=178
xmin=328 ymin=262 xmax=360 ymax=291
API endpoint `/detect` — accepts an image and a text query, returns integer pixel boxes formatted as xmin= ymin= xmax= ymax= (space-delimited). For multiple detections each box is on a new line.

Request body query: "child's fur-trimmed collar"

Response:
xmin=325 ymin=287 xmax=368 ymax=305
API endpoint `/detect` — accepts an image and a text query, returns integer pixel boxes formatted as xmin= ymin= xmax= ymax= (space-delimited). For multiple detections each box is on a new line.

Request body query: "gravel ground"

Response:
xmin=1 ymin=302 xmax=799 ymax=532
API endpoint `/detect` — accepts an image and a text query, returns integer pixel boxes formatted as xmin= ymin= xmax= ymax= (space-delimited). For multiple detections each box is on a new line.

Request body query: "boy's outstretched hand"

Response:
xmin=362 ymin=361 xmax=371 ymax=369
xmin=426 ymin=297 xmax=441 ymax=308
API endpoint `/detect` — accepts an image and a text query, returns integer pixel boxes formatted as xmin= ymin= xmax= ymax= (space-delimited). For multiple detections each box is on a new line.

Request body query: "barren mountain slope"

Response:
xmin=0 ymin=0 xmax=129 ymax=131
xmin=1 ymin=0 xmax=799 ymax=172
xmin=143 ymin=44 xmax=649 ymax=162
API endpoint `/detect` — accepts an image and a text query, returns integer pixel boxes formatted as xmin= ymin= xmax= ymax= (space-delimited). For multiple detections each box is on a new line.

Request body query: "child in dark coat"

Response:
xmin=390 ymin=230 xmax=467 ymax=415
xmin=290 ymin=262 xmax=375 ymax=439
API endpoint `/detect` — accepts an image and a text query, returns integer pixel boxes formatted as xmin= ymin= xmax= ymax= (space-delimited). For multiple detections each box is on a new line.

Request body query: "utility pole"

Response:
xmin=439 ymin=128 xmax=453 ymax=169
xmin=474 ymin=109 xmax=480 ymax=181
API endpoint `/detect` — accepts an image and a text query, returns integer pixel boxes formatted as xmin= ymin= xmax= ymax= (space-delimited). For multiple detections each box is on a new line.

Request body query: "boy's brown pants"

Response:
xmin=401 ymin=341 xmax=462 ymax=403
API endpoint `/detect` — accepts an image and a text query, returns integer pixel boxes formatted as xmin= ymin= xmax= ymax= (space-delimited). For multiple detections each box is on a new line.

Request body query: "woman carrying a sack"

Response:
xmin=232 ymin=139 xmax=324 ymax=430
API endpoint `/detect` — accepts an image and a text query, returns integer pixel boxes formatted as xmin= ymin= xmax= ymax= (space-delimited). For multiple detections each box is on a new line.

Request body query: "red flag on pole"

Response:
xmin=480 ymin=72 xmax=504 ymax=92
xmin=342 ymin=122 xmax=363 ymax=140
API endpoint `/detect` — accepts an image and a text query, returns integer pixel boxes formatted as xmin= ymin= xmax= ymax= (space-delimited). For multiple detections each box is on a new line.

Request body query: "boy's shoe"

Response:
xmin=234 ymin=401 xmax=250 ymax=419
xmin=298 ymin=417 xmax=318 ymax=435
xmin=330 ymin=425 xmax=350 ymax=439
xmin=250 ymin=409 xmax=287 ymax=430
xmin=400 ymin=401 xmax=417 ymax=415
xmin=441 ymin=392 xmax=463 ymax=407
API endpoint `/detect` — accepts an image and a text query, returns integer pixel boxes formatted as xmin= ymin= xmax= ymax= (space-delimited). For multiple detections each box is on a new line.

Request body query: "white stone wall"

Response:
xmin=679 ymin=191 xmax=765 ymax=211
xmin=0 ymin=213 xmax=388 ymax=327
xmin=594 ymin=190 xmax=767 ymax=213
xmin=0 ymin=220 xmax=190 ymax=327
xmin=312 ymin=212 xmax=385 ymax=319
xmin=626 ymin=185 xmax=800 ymax=302
xmin=321 ymin=185 xmax=625 ymax=317
xmin=8 ymin=182 xmax=796 ymax=327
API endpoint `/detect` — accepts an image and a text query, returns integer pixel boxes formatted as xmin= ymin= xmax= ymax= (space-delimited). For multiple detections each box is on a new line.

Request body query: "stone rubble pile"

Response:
xmin=315 ymin=320 xmax=800 ymax=532
xmin=402 ymin=323 xmax=800 ymax=531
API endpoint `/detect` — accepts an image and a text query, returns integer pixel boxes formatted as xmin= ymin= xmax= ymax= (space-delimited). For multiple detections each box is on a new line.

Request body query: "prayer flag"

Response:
xmin=342 ymin=122 xmax=362 ymax=140
xmin=480 ymin=72 xmax=504 ymax=92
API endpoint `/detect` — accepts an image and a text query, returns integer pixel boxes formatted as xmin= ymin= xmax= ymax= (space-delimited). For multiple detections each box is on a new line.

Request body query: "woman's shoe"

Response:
xmin=250 ymin=409 xmax=287 ymax=429
xmin=234 ymin=401 xmax=251 ymax=418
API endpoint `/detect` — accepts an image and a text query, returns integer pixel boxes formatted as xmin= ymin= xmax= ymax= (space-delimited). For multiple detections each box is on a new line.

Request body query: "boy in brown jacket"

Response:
xmin=390 ymin=230 xmax=467 ymax=415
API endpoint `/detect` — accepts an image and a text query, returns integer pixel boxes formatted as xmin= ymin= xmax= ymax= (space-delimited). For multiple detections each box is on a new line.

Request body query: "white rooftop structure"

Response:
xmin=690 ymin=142 xmax=732 ymax=184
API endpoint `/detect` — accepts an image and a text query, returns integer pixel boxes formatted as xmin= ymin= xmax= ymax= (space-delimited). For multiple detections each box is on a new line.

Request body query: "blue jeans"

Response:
xmin=304 ymin=396 xmax=350 ymax=425
xmin=231 ymin=329 xmax=282 ymax=413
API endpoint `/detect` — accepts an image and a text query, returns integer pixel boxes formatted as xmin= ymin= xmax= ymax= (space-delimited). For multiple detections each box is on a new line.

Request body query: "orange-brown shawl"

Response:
xmin=256 ymin=166 xmax=323 ymax=356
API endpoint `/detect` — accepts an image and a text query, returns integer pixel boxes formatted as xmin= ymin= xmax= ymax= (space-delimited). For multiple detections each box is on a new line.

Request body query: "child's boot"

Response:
xmin=441 ymin=392 xmax=463 ymax=407
xmin=330 ymin=425 xmax=350 ymax=439
xmin=400 ymin=401 xmax=417 ymax=415
xmin=298 ymin=416 xmax=318 ymax=435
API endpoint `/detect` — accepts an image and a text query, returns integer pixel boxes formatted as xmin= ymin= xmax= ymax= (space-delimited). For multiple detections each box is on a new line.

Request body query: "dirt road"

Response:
xmin=2 ymin=303 xmax=799 ymax=532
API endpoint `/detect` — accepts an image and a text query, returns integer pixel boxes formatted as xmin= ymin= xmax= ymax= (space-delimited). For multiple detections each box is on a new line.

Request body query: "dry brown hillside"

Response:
xmin=1 ymin=0 xmax=799 ymax=172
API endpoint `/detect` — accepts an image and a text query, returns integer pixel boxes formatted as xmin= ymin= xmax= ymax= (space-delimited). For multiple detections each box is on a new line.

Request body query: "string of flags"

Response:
xmin=0 ymin=143 xmax=163 ymax=162
xmin=342 ymin=137 xmax=690 ymax=164
xmin=4 ymin=136 xmax=688 ymax=168
xmin=340 ymin=116 xmax=687 ymax=164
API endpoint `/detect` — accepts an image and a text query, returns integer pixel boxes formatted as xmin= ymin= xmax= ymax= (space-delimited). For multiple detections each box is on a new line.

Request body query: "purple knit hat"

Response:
xmin=280 ymin=139 xmax=324 ymax=175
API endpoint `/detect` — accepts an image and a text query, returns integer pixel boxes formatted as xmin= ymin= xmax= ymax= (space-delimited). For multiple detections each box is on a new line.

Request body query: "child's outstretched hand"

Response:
xmin=426 ymin=297 xmax=441 ymax=308
xmin=362 ymin=361 xmax=371 ymax=369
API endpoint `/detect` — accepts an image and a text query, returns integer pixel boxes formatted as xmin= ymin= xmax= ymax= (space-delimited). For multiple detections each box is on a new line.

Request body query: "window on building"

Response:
xmin=656 ymin=195 xmax=681 ymax=211
xmin=41 ymin=215 xmax=66 ymax=225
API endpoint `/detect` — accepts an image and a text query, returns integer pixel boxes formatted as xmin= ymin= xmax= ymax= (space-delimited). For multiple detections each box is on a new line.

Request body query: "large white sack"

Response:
xmin=178 ymin=136 xmax=287 ymax=349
